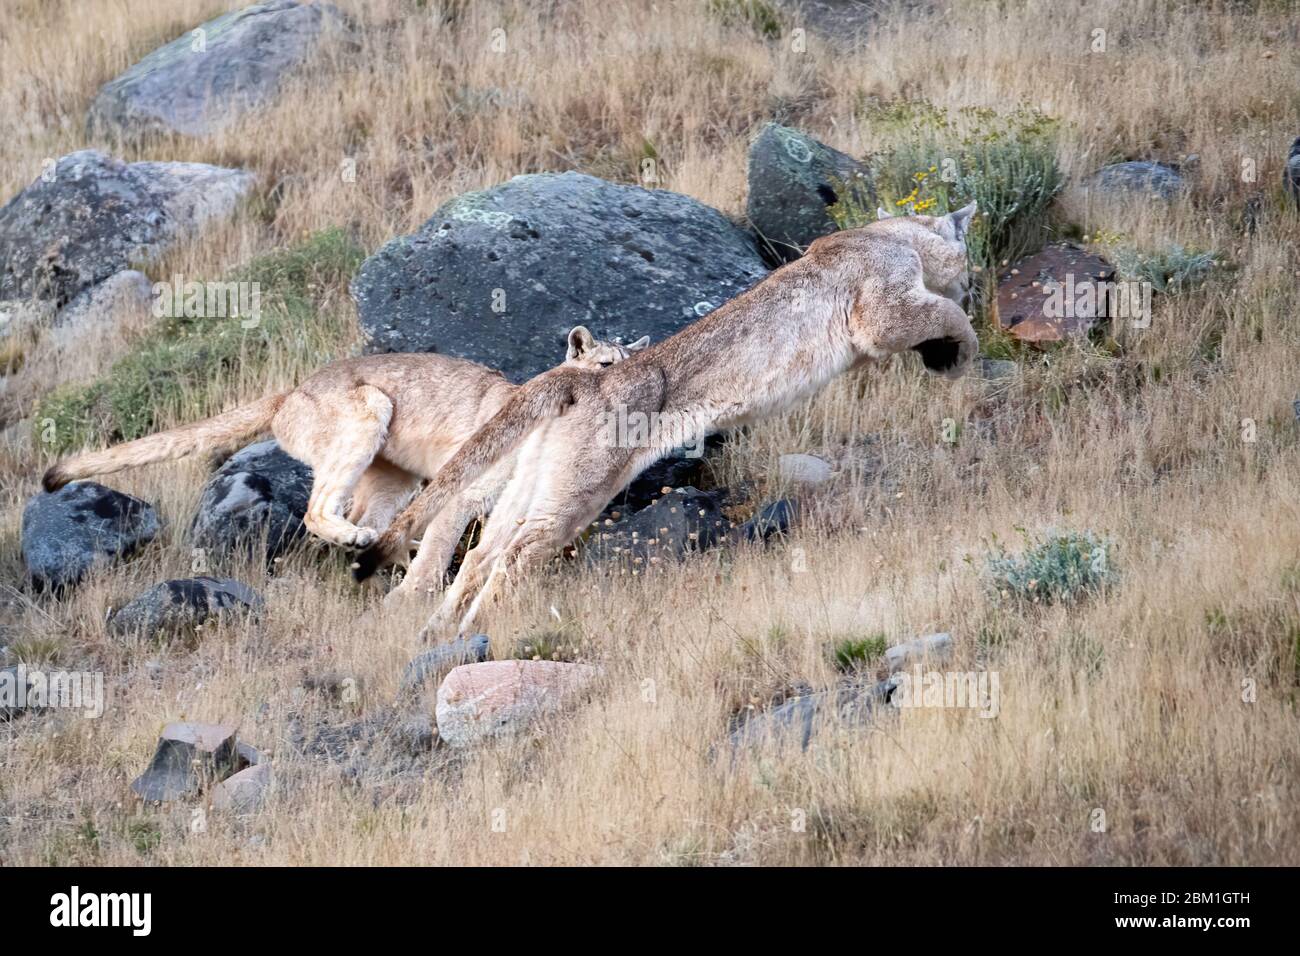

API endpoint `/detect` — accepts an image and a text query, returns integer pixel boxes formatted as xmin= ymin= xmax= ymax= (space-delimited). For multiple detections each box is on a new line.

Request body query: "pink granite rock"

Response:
xmin=435 ymin=660 xmax=600 ymax=748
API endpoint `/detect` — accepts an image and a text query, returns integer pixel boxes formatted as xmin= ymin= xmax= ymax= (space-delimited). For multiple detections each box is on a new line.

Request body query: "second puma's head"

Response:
xmin=564 ymin=326 xmax=651 ymax=369
xmin=874 ymin=201 xmax=977 ymax=306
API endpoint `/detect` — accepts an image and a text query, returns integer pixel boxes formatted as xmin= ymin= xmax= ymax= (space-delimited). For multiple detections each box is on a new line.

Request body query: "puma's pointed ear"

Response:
xmin=566 ymin=325 xmax=596 ymax=360
xmin=948 ymin=201 xmax=977 ymax=240
xmin=877 ymin=205 xmax=894 ymax=220
xmin=626 ymin=335 xmax=650 ymax=352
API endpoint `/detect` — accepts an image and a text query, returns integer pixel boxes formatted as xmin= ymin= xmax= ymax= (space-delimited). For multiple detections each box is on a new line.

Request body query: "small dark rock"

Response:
xmin=0 ymin=664 xmax=34 ymax=719
xmin=21 ymin=482 xmax=160 ymax=590
xmin=734 ymin=498 xmax=799 ymax=544
xmin=1286 ymin=136 xmax=1300 ymax=212
xmin=109 ymin=577 xmax=262 ymax=640
xmin=130 ymin=722 xmax=239 ymax=802
xmin=400 ymin=634 xmax=492 ymax=694
xmin=585 ymin=486 xmax=725 ymax=566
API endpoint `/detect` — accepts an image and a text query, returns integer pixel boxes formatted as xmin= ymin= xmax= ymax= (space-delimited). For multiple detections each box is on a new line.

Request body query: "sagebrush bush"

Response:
xmin=986 ymin=528 xmax=1116 ymax=605
xmin=832 ymin=103 xmax=1064 ymax=269
xmin=1110 ymin=243 xmax=1219 ymax=295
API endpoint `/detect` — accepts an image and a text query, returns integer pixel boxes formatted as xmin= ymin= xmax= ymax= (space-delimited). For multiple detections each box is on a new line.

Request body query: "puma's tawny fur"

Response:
xmin=356 ymin=205 xmax=980 ymax=637
xmin=43 ymin=327 xmax=647 ymax=593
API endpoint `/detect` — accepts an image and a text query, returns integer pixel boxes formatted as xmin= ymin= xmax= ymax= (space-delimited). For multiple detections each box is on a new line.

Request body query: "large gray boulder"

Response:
xmin=1086 ymin=161 xmax=1186 ymax=201
xmin=746 ymin=123 xmax=873 ymax=263
xmin=351 ymin=171 xmax=768 ymax=383
xmin=87 ymin=0 xmax=351 ymax=139
xmin=0 ymin=150 xmax=254 ymax=306
xmin=190 ymin=440 xmax=311 ymax=560
xmin=21 ymin=482 xmax=160 ymax=590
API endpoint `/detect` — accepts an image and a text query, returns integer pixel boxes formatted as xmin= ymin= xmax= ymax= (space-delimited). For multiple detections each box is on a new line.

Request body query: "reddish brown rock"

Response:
xmin=435 ymin=660 xmax=600 ymax=748
xmin=992 ymin=242 xmax=1115 ymax=344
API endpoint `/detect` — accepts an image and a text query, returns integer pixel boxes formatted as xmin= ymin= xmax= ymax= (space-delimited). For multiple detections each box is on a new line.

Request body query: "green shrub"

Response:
xmin=1110 ymin=243 xmax=1217 ymax=295
xmin=987 ymin=528 xmax=1115 ymax=605
xmin=34 ymin=228 xmax=364 ymax=454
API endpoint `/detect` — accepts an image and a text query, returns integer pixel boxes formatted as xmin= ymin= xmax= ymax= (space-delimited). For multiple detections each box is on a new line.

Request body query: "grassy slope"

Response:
xmin=0 ymin=0 xmax=1297 ymax=865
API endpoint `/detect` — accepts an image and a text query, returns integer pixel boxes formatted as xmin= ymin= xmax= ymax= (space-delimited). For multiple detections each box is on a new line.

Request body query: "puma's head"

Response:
xmin=565 ymin=326 xmax=651 ymax=369
xmin=874 ymin=201 xmax=977 ymax=306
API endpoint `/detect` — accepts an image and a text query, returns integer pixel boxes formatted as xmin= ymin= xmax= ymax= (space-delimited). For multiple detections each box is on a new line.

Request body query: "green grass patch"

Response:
xmin=34 ymin=228 xmax=364 ymax=454
xmin=829 ymin=633 xmax=888 ymax=672
xmin=707 ymin=0 xmax=783 ymax=38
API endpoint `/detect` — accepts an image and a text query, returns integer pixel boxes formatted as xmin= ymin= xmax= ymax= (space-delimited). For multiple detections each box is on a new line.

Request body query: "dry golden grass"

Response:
xmin=1 ymin=0 xmax=1298 ymax=865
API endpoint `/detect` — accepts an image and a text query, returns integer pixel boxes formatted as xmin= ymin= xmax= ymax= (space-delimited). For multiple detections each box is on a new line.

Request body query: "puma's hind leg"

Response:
xmin=348 ymin=459 xmax=419 ymax=533
xmin=281 ymin=385 xmax=393 ymax=549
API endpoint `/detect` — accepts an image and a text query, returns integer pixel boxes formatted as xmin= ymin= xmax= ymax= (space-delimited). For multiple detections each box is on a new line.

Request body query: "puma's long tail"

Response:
xmin=353 ymin=371 xmax=581 ymax=581
xmin=42 ymin=393 xmax=288 ymax=492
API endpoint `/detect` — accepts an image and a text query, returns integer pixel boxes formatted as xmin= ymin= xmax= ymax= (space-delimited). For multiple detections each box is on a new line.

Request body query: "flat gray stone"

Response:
xmin=1087 ymin=161 xmax=1186 ymax=201
xmin=778 ymin=453 xmax=832 ymax=485
xmin=884 ymin=632 xmax=954 ymax=672
xmin=730 ymin=677 xmax=896 ymax=751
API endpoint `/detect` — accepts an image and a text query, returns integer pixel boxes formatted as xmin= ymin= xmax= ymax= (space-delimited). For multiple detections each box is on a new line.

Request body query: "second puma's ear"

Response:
xmin=566 ymin=325 xmax=596 ymax=361
xmin=947 ymin=201 xmax=977 ymax=241
xmin=626 ymin=335 xmax=650 ymax=352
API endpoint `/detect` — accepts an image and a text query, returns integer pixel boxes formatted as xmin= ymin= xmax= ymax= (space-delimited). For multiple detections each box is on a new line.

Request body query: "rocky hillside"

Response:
xmin=0 ymin=0 xmax=1297 ymax=866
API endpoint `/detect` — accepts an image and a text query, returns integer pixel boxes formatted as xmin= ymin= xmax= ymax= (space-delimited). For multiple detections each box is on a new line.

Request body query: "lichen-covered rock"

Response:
xmin=21 ymin=482 xmax=160 ymax=590
xmin=190 ymin=440 xmax=311 ymax=560
xmin=109 ymin=577 xmax=262 ymax=640
xmin=746 ymin=123 xmax=873 ymax=263
xmin=351 ymin=171 xmax=768 ymax=383
xmin=87 ymin=0 xmax=351 ymax=139
xmin=0 ymin=150 xmax=254 ymax=306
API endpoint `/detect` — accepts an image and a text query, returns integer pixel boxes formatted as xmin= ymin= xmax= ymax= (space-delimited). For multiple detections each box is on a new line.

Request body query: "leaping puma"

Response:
xmin=42 ymin=327 xmax=648 ymax=589
xmin=355 ymin=204 xmax=980 ymax=636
